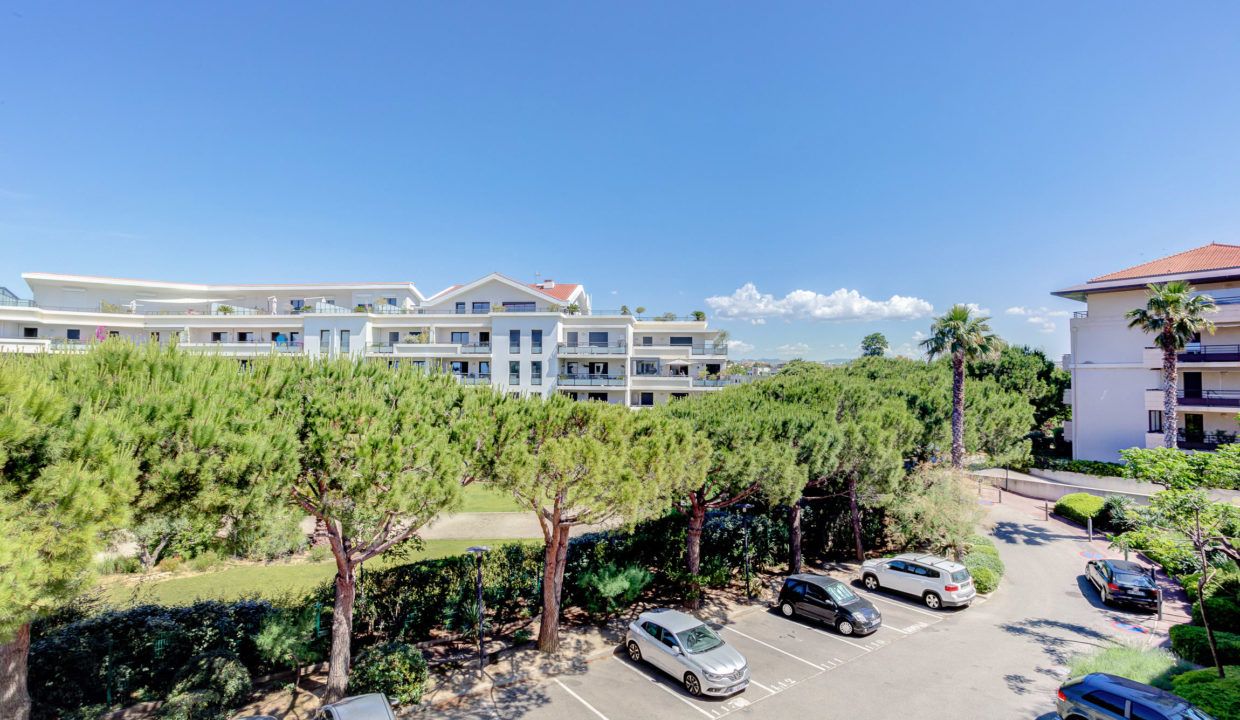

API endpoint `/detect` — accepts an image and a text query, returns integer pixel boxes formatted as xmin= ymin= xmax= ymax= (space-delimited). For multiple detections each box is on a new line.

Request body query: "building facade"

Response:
xmin=0 ymin=272 xmax=734 ymax=406
xmin=1054 ymin=243 xmax=1240 ymax=461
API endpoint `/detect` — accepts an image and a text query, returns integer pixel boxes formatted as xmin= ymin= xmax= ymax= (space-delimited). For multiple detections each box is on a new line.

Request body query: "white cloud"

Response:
xmin=1006 ymin=305 xmax=1070 ymax=318
xmin=1027 ymin=317 xmax=1057 ymax=333
xmin=777 ymin=342 xmax=810 ymax=355
xmin=965 ymin=303 xmax=991 ymax=316
xmin=728 ymin=340 xmax=755 ymax=354
xmin=706 ymin=283 xmax=934 ymax=325
xmin=609 ymin=290 xmax=618 ymax=295
xmin=892 ymin=331 xmax=929 ymax=359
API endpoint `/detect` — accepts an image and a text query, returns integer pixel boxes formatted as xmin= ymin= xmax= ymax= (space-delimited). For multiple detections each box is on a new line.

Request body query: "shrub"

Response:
xmin=227 ymin=511 xmax=306 ymax=561
xmin=189 ymin=551 xmax=221 ymax=573
xmin=964 ymin=551 xmax=1005 ymax=576
xmin=576 ymin=563 xmax=654 ymax=618
xmin=966 ymin=533 xmax=995 ymax=548
xmin=96 ymin=555 xmax=142 ymax=574
xmin=348 ymin=642 xmax=428 ymax=706
xmin=1170 ymin=624 xmax=1240 ymax=666
xmin=1033 ymin=456 xmax=1126 ymax=477
xmin=159 ymin=650 xmax=251 ymax=720
xmin=970 ymin=566 xmax=1000 ymax=593
xmin=1171 ymin=667 xmax=1240 ymax=720
xmin=1101 ymin=494 xmax=1140 ymax=533
xmin=1193 ymin=597 xmax=1240 ymax=635
xmin=1054 ymin=493 xmax=1106 ymax=526
xmin=1183 ymin=566 xmax=1240 ymax=603
xmin=158 ymin=555 xmax=185 ymax=573
xmin=308 ymin=545 xmax=331 ymax=563
xmin=1068 ymin=645 xmax=1190 ymax=690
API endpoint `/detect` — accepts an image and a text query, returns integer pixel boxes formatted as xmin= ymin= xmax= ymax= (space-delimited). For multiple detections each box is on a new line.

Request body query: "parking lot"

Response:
xmin=437 ymin=496 xmax=1178 ymax=720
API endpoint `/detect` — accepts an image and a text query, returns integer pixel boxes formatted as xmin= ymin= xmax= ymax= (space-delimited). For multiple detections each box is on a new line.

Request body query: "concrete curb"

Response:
xmin=412 ymin=599 xmax=775 ymax=712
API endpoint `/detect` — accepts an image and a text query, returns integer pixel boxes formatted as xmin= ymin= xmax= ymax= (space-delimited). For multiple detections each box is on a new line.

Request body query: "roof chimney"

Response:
xmin=541 ymin=280 xmax=555 ymax=289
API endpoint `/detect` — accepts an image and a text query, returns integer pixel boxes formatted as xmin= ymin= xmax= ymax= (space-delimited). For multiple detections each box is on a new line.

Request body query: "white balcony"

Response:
xmin=1062 ymin=387 xmax=1073 ymax=405
xmin=1145 ymin=432 xmax=1164 ymax=449
xmin=629 ymin=374 xmax=692 ymax=390
xmin=558 ymin=342 xmax=627 ymax=356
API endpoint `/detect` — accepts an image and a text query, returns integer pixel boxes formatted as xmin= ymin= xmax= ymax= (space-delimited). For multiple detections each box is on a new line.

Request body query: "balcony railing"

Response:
xmin=458 ymin=373 xmax=492 ymax=385
xmin=631 ymin=342 xmax=728 ymax=354
xmin=1073 ymin=311 xmax=1088 ymax=318
xmin=1169 ymin=390 xmax=1240 ymax=408
xmin=558 ymin=374 xmax=626 ymax=387
xmin=559 ymin=341 xmax=626 ymax=355
xmin=692 ymin=375 xmax=730 ymax=387
xmin=1174 ymin=344 xmax=1240 ymax=363
xmin=459 ymin=342 xmax=492 ymax=354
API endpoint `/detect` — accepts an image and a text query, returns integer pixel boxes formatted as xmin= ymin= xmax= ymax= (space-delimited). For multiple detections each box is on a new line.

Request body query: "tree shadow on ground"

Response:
xmin=998 ymin=617 xmax=1113 ymax=666
xmin=436 ymin=676 xmax=559 ymax=720
xmin=992 ymin=521 xmax=1081 ymax=547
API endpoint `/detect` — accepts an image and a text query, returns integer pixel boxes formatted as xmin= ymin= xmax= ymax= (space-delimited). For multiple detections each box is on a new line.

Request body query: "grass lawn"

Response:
xmin=459 ymin=482 xmax=525 ymax=513
xmin=101 ymin=537 xmax=539 ymax=607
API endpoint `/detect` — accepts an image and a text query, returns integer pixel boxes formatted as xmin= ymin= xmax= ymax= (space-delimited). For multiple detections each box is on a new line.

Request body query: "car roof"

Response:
xmin=892 ymin=553 xmax=967 ymax=572
xmin=786 ymin=573 xmax=844 ymax=588
xmin=639 ymin=608 xmax=708 ymax=634
xmin=1078 ymin=674 xmax=1190 ymax=711
xmin=1103 ymin=559 xmax=1148 ymax=574
xmin=318 ymin=693 xmax=396 ymax=720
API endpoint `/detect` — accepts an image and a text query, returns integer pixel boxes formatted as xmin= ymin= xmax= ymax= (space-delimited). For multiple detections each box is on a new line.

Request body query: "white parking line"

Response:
xmin=748 ymin=678 xmax=777 ymax=695
xmin=612 ymin=658 xmax=715 ymax=718
xmin=720 ymin=625 xmax=825 ymax=670
xmin=797 ymin=622 xmax=872 ymax=651
xmin=553 ymin=678 xmax=611 ymax=720
xmin=881 ymin=623 xmax=910 ymax=634
xmin=858 ymin=591 xmax=942 ymax=618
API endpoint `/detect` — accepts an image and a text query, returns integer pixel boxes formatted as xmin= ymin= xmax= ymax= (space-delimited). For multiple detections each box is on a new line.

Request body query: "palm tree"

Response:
xmin=921 ymin=305 xmax=1000 ymax=468
xmin=1125 ymin=281 xmax=1217 ymax=449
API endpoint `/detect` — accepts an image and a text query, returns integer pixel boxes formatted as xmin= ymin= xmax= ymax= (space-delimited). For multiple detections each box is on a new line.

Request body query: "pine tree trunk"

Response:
xmin=951 ymin=353 xmax=966 ymax=469
xmin=537 ymin=525 xmax=569 ymax=653
xmin=324 ymin=568 xmax=357 ymax=703
xmin=788 ymin=503 xmax=803 ymax=574
xmin=849 ymin=473 xmax=865 ymax=562
xmin=0 ymin=622 xmax=31 ymax=720
xmin=1163 ymin=338 xmax=1178 ymax=450
xmin=686 ymin=505 xmax=706 ymax=610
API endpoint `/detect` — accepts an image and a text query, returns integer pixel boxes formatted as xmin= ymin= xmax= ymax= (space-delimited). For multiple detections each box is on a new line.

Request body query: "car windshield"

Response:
xmin=676 ymin=624 xmax=724 ymax=654
xmin=1114 ymin=572 xmax=1153 ymax=587
xmin=951 ymin=569 xmax=970 ymax=583
xmin=825 ymin=583 xmax=857 ymax=603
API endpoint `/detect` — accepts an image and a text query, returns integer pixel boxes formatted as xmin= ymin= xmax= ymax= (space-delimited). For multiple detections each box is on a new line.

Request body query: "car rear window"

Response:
xmin=1114 ymin=572 xmax=1154 ymax=587
xmin=951 ymin=569 xmax=970 ymax=583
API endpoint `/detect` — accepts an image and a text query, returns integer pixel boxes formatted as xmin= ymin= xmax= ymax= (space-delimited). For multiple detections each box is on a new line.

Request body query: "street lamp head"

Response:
xmin=736 ymin=503 xmax=754 ymax=513
xmin=466 ymin=545 xmax=492 ymax=555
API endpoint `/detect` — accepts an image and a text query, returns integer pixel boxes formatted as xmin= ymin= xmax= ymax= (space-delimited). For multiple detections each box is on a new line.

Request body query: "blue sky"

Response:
xmin=3 ymin=2 xmax=1239 ymax=360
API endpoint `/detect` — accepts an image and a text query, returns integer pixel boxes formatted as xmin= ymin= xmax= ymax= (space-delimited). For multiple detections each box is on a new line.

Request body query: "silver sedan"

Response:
xmin=624 ymin=608 xmax=749 ymax=697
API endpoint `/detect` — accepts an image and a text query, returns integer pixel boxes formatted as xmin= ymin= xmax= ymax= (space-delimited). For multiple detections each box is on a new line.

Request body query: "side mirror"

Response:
xmin=674 ymin=645 xmax=684 ymax=655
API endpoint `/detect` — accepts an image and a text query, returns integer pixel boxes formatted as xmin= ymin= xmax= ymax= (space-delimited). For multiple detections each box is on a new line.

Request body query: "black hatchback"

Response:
xmin=777 ymin=574 xmax=882 ymax=636
xmin=1086 ymin=559 xmax=1159 ymax=610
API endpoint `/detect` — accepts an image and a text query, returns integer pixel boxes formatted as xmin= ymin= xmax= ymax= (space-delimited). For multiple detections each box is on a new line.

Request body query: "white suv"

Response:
xmin=860 ymin=553 xmax=975 ymax=609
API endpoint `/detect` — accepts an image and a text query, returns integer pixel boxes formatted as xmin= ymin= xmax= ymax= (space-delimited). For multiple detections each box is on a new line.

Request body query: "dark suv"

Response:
xmin=1086 ymin=559 xmax=1159 ymax=610
xmin=777 ymin=574 xmax=882 ymax=636
xmin=1057 ymin=673 xmax=1214 ymax=720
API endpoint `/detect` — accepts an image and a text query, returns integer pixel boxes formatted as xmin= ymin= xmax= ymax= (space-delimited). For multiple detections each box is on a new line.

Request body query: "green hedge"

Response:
xmin=1171 ymin=667 xmax=1240 ymax=720
xmin=348 ymin=642 xmax=428 ymax=706
xmin=1183 ymin=567 xmax=1240 ymax=603
xmin=1054 ymin=493 xmax=1106 ymax=526
xmin=1033 ymin=456 xmax=1126 ymax=478
xmin=963 ymin=546 xmax=1005 ymax=594
xmin=1193 ymin=597 xmax=1240 ymax=635
xmin=1170 ymin=624 xmax=1240 ymax=666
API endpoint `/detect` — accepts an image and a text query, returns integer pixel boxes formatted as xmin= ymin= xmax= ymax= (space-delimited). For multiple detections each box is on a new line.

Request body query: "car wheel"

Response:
xmin=863 ymin=574 xmax=879 ymax=591
xmin=627 ymin=641 xmax=642 ymax=663
xmin=684 ymin=672 xmax=702 ymax=697
xmin=780 ymin=602 xmax=795 ymax=618
xmin=923 ymin=592 xmax=942 ymax=610
xmin=837 ymin=619 xmax=854 ymax=636
xmin=1100 ymin=587 xmax=1109 ymax=605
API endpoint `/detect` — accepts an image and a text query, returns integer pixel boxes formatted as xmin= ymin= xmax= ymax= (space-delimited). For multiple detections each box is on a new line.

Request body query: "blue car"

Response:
xmin=1056 ymin=673 xmax=1214 ymax=720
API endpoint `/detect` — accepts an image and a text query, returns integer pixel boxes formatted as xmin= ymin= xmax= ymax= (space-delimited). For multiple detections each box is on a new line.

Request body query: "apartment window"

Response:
xmin=340 ymin=330 xmax=350 ymax=352
xmin=670 ymin=336 xmax=693 ymax=346
xmin=639 ymin=392 xmax=654 ymax=407
xmin=478 ymin=360 xmax=490 ymax=377
xmin=706 ymin=363 xmax=721 ymax=374
xmin=292 ymin=299 xmax=305 ymax=311
xmin=22 ymin=327 xmax=37 ymax=338
xmin=589 ymin=361 xmax=609 ymax=375
xmin=452 ymin=331 xmax=469 ymax=344
xmin=472 ymin=302 xmax=490 ymax=314
xmin=66 ymin=329 xmax=80 ymax=341
xmin=503 ymin=302 xmax=536 ymax=312
xmin=237 ymin=331 xmax=252 ymax=342
xmin=509 ymin=361 xmax=520 ymax=384
xmin=588 ymin=392 xmax=608 ymax=402
xmin=455 ymin=302 xmax=466 ymax=314
xmin=450 ymin=361 xmax=469 ymax=375
xmin=565 ymin=361 xmax=579 ymax=375
xmin=1186 ymin=413 xmax=1205 ymax=441
xmin=384 ymin=297 xmax=397 ymax=306
xmin=671 ymin=393 xmax=689 ymax=400
xmin=410 ymin=360 xmax=426 ymax=372
xmin=563 ymin=391 xmax=579 ymax=401
xmin=668 ymin=365 xmax=688 ymax=376
xmin=635 ymin=360 xmax=658 ymax=376
xmin=531 ymin=329 xmax=542 ymax=353
xmin=642 ymin=336 xmax=652 ymax=346
xmin=319 ymin=330 xmax=331 ymax=349
xmin=213 ymin=331 xmax=228 ymax=343
xmin=108 ymin=330 xmax=119 ymax=338
xmin=588 ymin=331 xmax=607 ymax=347
xmin=289 ymin=331 xmax=300 ymax=345
xmin=531 ymin=361 xmax=542 ymax=385
xmin=566 ymin=331 xmax=578 ymax=346
xmin=479 ymin=331 xmax=490 ymax=345
xmin=510 ymin=329 xmax=520 ymax=353
xmin=389 ymin=331 xmax=400 ymax=345
xmin=1148 ymin=411 xmax=1163 ymax=433
xmin=149 ymin=332 xmax=161 ymax=343
xmin=509 ymin=392 xmax=521 ymax=399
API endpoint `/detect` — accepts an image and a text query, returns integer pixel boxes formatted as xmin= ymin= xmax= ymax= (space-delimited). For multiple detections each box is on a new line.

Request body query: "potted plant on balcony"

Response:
xmin=217 ymin=305 xmax=235 ymax=315
xmin=566 ymin=304 xmax=580 ymax=315
xmin=692 ymin=310 xmax=706 ymax=321
xmin=635 ymin=306 xmax=647 ymax=316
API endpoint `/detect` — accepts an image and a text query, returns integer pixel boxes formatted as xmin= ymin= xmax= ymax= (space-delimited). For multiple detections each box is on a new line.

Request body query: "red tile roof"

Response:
xmin=525 ymin=282 xmax=579 ymax=301
xmin=1091 ymin=243 xmax=1240 ymax=282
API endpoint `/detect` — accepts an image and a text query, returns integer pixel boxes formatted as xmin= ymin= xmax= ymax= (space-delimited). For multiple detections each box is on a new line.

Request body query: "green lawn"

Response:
xmin=101 ymin=537 xmax=538 ymax=607
xmin=459 ymin=482 xmax=525 ymax=512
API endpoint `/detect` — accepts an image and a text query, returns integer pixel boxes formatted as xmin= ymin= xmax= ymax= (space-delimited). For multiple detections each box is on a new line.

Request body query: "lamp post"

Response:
xmin=466 ymin=545 xmax=491 ymax=674
xmin=736 ymin=503 xmax=754 ymax=601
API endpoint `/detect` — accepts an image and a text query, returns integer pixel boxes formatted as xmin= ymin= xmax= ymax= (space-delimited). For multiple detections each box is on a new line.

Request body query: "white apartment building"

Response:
xmin=1054 ymin=243 xmax=1240 ymax=461
xmin=0 ymin=272 xmax=734 ymax=407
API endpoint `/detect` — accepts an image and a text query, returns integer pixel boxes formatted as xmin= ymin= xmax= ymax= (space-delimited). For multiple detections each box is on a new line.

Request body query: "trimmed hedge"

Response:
xmin=348 ymin=642 xmax=428 ymax=706
xmin=1170 ymin=624 xmax=1240 ymax=666
xmin=1193 ymin=597 xmax=1240 ymax=635
xmin=1033 ymin=456 xmax=1126 ymax=478
xmin=1171 ymin=667 xmax=1240 ymax=720
xmin=1054 ymin=493 xmax=1106 ymax=526
xmin=970 ymin=566 xmax=1000 ymax=594
xmin=963 ymin=544 xmax=1005 ymax=594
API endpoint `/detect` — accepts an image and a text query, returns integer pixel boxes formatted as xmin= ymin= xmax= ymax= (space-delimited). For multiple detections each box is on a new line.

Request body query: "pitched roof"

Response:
xmin=1091 ymin=243 xmax=1240 ymax=282
xmin=524 ymin=282 xmax=579 ymax=301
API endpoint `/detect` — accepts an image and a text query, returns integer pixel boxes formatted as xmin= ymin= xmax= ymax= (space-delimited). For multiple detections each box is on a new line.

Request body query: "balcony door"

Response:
xmin=1183 ymin=372 xmax=1203 ymax=399
xmin=1185 ymin=413 xmax=1205 ymax=442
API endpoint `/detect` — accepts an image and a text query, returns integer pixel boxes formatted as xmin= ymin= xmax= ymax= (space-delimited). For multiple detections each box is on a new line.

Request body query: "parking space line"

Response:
xmin=748 ymin=679 xmax=776 ymax=695
xmin=553 ymin=678 xmax=611 ymax=720
xmin=612 ymin=658 xmax=716 ymax=718
xmin=797 ymin=622 xmax=872 ymax=651
xmin=719 ymin=626 xmax=825 ymax=670
xmin=879 ymin=622 xmax=910 ymax=634
xmin=857 ymin=591 xmax=942 ymax=618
